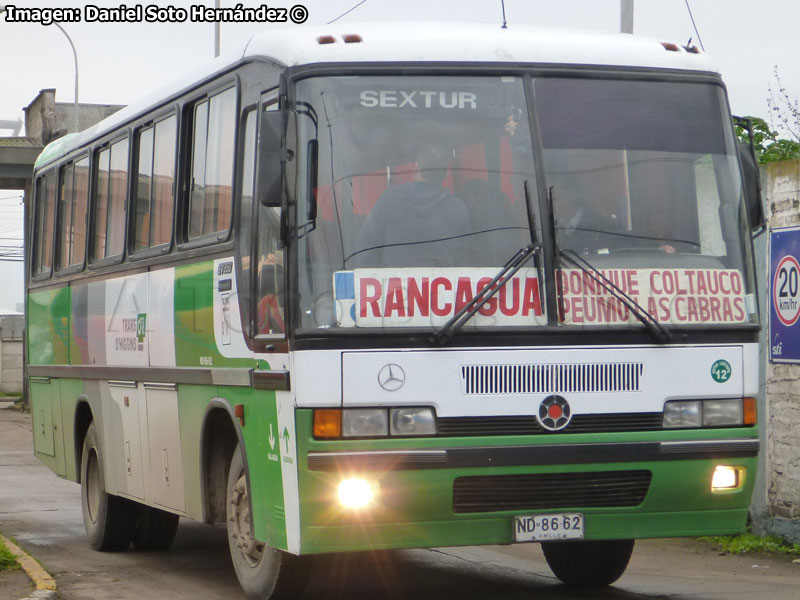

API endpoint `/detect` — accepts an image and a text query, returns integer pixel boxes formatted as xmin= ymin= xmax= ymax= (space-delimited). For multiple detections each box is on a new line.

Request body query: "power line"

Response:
xmin=684 ymin=0 xmax=705 ymax=51
xmin=328 ymin=0 xmax=368 ymax=24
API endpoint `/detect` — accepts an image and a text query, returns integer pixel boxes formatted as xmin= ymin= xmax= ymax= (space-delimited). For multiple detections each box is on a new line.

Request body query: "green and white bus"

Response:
xmin=27 ymin=23 xmax=763 ymax=598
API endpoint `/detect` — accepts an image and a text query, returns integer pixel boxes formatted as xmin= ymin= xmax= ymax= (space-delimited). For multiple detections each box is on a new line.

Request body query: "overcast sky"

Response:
xmin=1 ymin=0 xmax=798 ymax=311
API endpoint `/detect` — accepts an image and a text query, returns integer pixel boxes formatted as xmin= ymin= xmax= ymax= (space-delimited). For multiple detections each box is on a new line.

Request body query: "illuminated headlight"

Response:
xmin=390 ymin=407 xmax=436 ymax=436
xmin=712 ymin=466 xmax=743 ymax=491
xmin=663 ymin=401 xmax=701 ymax=428
xmin=338 ymin=478 xmax=379 ymax=509
xmin=702 ymin=399 xmax=743 ymax=427
xmin=342 ymin=409 xmax=388 ymax=437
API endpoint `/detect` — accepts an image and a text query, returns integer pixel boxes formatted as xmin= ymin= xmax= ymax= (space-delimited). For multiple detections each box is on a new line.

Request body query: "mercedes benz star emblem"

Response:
xmin=378 ymin=364 xmax=406 ymax=392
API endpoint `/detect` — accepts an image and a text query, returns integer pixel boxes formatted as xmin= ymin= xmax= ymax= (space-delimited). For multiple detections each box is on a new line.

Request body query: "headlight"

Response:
xmin=711 ymin=466 xmax=744 ymax=491
xmin=342 ymin=409 xmax=388 ymax=437
xmin=390 ymin=407 xmax=436 ymax=436
xmin=663 ymin=400 xmax=701 ymax=428
xmin=703 ymin=399 xmax=743 ymax=427
xmin=338 ymin=478 xmax=379 ymax=509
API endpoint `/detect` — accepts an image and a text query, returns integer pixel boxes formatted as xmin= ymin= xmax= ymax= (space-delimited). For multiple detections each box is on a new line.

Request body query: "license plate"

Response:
xmin=513 ymin=513 xmax=584 ymax=542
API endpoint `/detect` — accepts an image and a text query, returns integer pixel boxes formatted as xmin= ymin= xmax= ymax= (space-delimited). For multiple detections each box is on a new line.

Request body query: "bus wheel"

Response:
xmin=132 ymin=505 xmax=180 ymax=551
xmin=541 ymin=539 xmax=634 ymax=586
xmin=80 ymin=422 xmax=135 ymax=551
xmin=226 ymin=444 xmax=310 ymax=599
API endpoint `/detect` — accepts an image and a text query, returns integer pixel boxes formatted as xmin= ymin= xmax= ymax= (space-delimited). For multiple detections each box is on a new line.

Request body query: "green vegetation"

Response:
xmin=735 ymin=117 xmax=800 ymax=164
xmin=0 ymin=539 xmax=20 ymax=572
xmin=12 ymin=399 xmax=29 ymax=414
xmin=700 ymin=533 xmax=800 ymax=556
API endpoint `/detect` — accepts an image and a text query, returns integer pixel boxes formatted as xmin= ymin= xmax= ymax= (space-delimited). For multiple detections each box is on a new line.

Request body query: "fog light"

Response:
xmin=711 ymin=466 xmax=742 ymax=491
xmin=338 ymin=478 xmax=378 ymax=509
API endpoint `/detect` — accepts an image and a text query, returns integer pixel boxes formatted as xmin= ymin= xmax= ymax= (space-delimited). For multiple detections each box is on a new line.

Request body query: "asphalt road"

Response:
xmin=1 ymin=404 xmax=798 ymax=600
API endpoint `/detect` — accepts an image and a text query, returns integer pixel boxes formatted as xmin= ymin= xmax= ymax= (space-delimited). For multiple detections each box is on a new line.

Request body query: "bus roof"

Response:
xmin=35 ymin=22 xmax=719 ymax=171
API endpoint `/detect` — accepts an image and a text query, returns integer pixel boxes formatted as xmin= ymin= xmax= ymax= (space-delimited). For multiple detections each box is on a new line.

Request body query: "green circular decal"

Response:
xmin=711 ymin=359 xmax=732 ymax=383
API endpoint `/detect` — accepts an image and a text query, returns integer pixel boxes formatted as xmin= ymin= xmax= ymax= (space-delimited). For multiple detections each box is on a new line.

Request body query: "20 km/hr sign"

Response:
xmin=770 ymin=227 xmax=800 ymax=363
xmin=773 ymin=255 xmax=800 ymax=326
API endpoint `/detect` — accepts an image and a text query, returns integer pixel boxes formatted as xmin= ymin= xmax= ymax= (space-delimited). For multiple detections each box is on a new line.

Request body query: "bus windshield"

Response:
xmin=292 ymin=75 xmax=757 ymax=332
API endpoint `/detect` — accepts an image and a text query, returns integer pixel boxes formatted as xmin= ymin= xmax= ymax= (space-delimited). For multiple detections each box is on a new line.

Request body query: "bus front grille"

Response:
xmin=452 ymin=470 xmax=652 ymax=513
xmin=461 ymin=362 xmax=645 ymax=395
xmin=437 ymin=413 xmax=663 ymax=436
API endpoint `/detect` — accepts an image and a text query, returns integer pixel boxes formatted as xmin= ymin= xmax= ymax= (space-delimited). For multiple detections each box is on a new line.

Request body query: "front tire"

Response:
xmin=80 ymin=422 xmax=135 ymax=551
xmin=226 ymin=444 xmax=310 ymax=599
xmin=541 ymin=539 xmax=634 ymax=586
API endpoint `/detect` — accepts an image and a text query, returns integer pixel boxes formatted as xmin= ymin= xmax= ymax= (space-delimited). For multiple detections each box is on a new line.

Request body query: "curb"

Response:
xmin=0 ymin=535 xmax=58 ymax=599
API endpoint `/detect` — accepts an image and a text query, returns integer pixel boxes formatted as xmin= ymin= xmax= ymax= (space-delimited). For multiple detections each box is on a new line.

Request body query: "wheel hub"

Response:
xmin=229 ymin=473 xmax=264 ymax=566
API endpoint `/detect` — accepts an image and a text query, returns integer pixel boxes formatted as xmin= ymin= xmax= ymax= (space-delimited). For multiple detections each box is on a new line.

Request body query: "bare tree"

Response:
xmin=767 ymin=65 xmax=800 ymax=142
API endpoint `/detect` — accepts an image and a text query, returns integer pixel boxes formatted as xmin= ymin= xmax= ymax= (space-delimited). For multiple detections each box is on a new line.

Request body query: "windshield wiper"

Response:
xmin=429 ymin=243 xmax=541 ymax=346
xmin=545 ymin=185 xmax=669 ymax=344
xmin=560 ymin=248 xmax=671 ymax=344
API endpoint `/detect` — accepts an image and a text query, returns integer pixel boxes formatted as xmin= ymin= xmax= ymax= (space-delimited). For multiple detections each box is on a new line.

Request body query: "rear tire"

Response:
xmin=132 ymin=505 xmax=180 ymax=551
xmin=226 ymin=443 xmax=311 ymax=599
xmin=80 ymin=422 xmax=135 ymax=551
xmin=541 ymin=539 xmax=634 ymax=586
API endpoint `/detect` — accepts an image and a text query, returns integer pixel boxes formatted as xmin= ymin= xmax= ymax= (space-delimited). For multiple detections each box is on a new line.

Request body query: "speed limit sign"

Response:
xmin=774 ymin=255 xmax=800 ymax=326
xmin=770 ymin=227 xmax=800 ymax=363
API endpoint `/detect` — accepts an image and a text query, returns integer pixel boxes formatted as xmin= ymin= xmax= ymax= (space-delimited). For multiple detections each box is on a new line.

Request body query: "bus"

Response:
xmin=27 ymin=22 xmax=763 ymax=598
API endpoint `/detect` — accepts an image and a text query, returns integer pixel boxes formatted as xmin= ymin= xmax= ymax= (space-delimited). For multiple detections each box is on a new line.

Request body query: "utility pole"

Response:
xmin=214 ymin=0 xmax=220 ymax=57
xmin=620 ymin=0 xmax=634 ymax=34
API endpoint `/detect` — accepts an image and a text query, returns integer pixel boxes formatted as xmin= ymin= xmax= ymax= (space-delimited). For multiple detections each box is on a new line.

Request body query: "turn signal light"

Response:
xmin=743 ymin=397 xmax=757 ymax=425
xmin=313 ymin=409 xmax=342 ymax=438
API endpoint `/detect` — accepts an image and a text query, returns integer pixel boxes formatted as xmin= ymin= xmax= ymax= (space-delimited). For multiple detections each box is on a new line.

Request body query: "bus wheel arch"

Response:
xmin=74 ymin=398 xmax=93 ymax=483
xmin=200 ymin=399 xmax=245 ymax=525
xmin=226 ymin=441 xmax=310 ymax=599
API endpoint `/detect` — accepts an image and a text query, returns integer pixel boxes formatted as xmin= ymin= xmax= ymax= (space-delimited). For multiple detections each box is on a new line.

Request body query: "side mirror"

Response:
xmin=257 ymin=110 xmax=286 ymax=207
xmin=734 ymin=117 xmax=765 ymax=232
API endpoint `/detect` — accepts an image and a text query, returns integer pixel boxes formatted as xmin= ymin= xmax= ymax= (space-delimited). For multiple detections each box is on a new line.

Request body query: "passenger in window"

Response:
xmin=257 ymin=252 xmax=285 ymax=334
xmin=352 ymin=144 xmax=471 ymax=267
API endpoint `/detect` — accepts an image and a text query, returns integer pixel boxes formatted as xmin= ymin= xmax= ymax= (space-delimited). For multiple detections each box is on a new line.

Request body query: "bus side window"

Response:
xmin=188 ymin=87 xmax=237 ymax=241
xmin=32 ymin=171 xmax=57 ymax=277
xmin=133 ymin=115 xmax=177 ymax=251
xmin=256 ymin=204 xmax=284 ymax=335
xmin=91 ymin=138 xmax=129 ymax=262
xmin=256 ymin=100 xmax=285 ymax=335
xmin=57 ymin=156 xmax=89 ymax=271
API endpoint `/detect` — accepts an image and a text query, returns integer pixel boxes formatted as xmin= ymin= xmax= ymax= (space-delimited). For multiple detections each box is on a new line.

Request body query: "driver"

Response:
xmin=352 ymin=144 xmax=471 ymax=267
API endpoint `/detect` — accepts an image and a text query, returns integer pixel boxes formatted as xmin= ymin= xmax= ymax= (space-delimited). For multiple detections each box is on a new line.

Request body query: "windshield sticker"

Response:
xmin=559 ymin=268 xmax=747 ymax=325
xmin=334 ymin=268 xmax=545 ymax=328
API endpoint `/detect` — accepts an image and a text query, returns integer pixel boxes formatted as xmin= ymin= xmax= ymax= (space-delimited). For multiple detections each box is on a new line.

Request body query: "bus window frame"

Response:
xmin=54 ymin=151 xmax=90 ymax=277
xmin=128 ymin=107 xmax=180 ymax=261
xmin=177 ymin=77 xmax=241 ymax=252
xmin=88 ymin=132 xmax=132 ymax=270
xmin=30 ymin=168 xmax=58 ymax=282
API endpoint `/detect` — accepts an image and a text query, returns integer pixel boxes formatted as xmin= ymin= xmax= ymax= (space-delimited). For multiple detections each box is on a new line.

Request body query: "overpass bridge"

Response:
xmin=0 ymin=89 xmax=123 ymax=192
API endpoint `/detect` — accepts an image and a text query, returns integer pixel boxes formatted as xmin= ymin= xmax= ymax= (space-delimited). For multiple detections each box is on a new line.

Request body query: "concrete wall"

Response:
xmin=0 ymin=315 xmax=23 ymax=395
xmin=755 ymin=159 xmax=800 ymax=541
